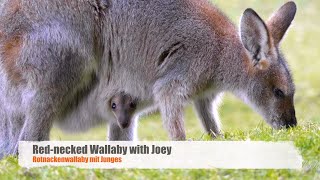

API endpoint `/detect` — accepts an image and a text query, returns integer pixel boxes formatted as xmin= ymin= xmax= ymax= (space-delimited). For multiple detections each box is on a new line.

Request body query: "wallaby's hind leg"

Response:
xmin=0 ymin=111 xmax=9 ymax=158
xmin=108 ymin=117 xmax=137 ymax=141
xmin=13 ymin=79 xmax=90 ymax=154
xmin=0 ymin=91 xmax=25 ymax=157
xmin=11 ymin=37 xmax=96 ymax=154
xmin=7 ymin=115 xmax=24 ymax=156
xmin=11 ymin=89 xmax=65 ymax=154
xmin=16 ymin=90 xmax=56 ymax=143
xmin=194 ymin=93 xmax=223 ymax=138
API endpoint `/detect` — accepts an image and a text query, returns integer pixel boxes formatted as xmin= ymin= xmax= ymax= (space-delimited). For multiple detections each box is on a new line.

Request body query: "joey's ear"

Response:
xmin=240 ymin=9 xmax=270 ymax=61
xmin=267 ymin=1 xmax=297 ymax=45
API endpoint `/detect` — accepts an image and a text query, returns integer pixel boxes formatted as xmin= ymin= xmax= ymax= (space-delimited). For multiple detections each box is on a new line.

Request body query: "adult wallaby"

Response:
xmin=84 ymin=0 xmax=298 ymax=141
xmin=98 ymin=0 xmax=297 ymax=141
xmin=0 ymin=0 xmax=297 ymax=158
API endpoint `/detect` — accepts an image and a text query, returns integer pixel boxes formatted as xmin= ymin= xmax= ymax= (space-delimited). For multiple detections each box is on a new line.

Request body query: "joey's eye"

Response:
xmin=274 ymin=88 xmax=285 ymax=99
xmin=129 ymin=102 xmax=136 ymax=109
xmin=111 ymin=103 xmax=117 ymax=110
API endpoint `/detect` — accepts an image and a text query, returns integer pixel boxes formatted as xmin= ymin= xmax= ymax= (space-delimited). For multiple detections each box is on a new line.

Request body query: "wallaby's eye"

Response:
xmin=111 ymin=102 xmax=117 ymax=110
xmin=129 ymin=102 xmax=136 ymax=109
xmin=274 ymin=88 xmax=285 ymax=99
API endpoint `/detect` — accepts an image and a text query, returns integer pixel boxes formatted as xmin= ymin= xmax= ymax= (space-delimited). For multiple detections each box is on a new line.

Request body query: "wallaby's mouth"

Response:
xmin=285 ymin=116 xmax=297 ymax=129
xmin=270 ymin=117 xmax=297 ymax=130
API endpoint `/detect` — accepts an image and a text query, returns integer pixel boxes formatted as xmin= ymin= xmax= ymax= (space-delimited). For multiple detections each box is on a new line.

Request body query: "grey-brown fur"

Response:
xmin=0 ymin=0 xmax=297 ymax=158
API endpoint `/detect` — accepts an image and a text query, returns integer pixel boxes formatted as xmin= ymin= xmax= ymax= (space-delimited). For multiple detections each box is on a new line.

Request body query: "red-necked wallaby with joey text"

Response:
xmin=0 ymin=0 xmax=297 ymax=158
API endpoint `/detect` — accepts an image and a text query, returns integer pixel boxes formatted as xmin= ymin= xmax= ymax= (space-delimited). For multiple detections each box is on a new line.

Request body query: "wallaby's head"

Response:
xmin=239 ymin=2 xmax=297 ymax=129
xmin=110 ymin=92 xmax=138 ymax=129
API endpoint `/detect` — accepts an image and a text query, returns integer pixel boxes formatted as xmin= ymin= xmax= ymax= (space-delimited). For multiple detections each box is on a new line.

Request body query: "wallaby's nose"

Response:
xmin=285 ymin=109 xmax=297 ymax=128
xmin=285 ymin=118 xmax=297 ymax=128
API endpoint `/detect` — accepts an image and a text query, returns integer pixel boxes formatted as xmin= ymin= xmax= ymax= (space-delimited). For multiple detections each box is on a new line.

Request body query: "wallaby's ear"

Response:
xmin=267 ymin=1 xmax=297 ymax=45
xmin=240 ymin=8 xmax=270 ymax=70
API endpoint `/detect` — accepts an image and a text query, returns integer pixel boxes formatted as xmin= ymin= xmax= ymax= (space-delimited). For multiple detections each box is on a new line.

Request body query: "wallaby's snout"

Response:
xmin=110 ymin=92 xmax=138 ymax=129
xmin=272 ymin=106 xmax=297 ymax=129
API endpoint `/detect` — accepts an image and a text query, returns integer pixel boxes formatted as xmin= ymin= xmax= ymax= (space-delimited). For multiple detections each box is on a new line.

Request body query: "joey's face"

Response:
xmin=110 ymin=93 xmax=138 ymax=129
xmin=240 ymin=2 xmax=297 ymax=129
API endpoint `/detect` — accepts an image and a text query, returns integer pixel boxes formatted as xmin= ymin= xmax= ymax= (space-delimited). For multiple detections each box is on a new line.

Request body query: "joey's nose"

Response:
xmin=120 ymin=122 xmax=130 ymax=129
xmin=118 ymin=118 xmax=130 ymax=129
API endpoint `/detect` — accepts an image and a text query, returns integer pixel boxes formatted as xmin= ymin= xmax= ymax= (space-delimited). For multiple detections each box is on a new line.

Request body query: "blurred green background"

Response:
xmin=51 ymin=0 xmax=320 ymax=141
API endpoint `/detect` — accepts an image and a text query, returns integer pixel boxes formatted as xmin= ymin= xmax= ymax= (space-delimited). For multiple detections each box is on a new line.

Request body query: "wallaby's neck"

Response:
xmin=189 ymin=0 xmax=253 ymax=95
xmin=220 ymin=39 xmax=252 ymax=93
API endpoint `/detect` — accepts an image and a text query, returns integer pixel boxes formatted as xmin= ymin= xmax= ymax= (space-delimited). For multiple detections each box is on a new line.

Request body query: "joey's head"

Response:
xmin=110 ymin=92 xmax=138 ymax=129
xmin=239 ymin=2 xmax=297 ymax=129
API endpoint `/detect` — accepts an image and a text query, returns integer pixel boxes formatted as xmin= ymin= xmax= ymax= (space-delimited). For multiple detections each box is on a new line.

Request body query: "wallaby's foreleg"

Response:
xmin=194 ymin=93 xmax=223 ymax=138
xmin=108 ymin=117 xmax=137 ymax=141
xmin=154 ymin=81 xmax=186 ymax=140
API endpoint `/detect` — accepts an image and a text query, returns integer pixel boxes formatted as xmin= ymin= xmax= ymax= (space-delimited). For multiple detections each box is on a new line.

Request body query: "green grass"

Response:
xmin=1 ymin=0 xmax=320 ymax=179
xmin=1 ymin=125 xmax=319 ymax=179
